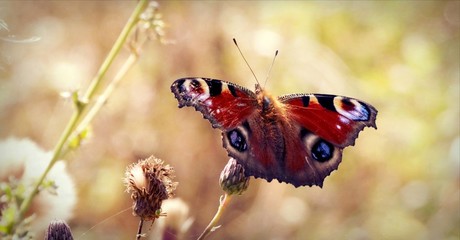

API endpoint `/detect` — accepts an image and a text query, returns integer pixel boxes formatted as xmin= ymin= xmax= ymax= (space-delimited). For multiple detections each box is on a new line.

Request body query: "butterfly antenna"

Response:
xmin=233 ymin=38 xmax=260 ymax=86
xmin=263 ymin=50 xmax=278 ymax=88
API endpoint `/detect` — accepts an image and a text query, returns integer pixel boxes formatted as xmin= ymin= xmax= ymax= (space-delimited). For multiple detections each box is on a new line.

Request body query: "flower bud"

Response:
xmin=219 ymin=158 xmax=249 ymax=195
xmin=45 ymin=219 xmax=73 ymax=240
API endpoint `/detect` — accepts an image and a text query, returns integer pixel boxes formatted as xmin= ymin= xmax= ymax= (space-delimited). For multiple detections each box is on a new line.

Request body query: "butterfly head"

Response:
xmin=254 ymin=83 xmax=282 ymax=115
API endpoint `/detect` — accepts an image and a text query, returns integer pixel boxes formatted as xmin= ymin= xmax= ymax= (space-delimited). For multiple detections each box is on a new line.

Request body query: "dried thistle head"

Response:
xmin=219 ymin=158 xmax=249 ymax=195
xmin=124 ymin=156 xmax=177 ymax=221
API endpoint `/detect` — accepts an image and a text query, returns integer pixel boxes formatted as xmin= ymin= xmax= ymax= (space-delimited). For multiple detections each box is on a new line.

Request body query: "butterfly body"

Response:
xmin=171 ymin=78 xmax=377 ymax=187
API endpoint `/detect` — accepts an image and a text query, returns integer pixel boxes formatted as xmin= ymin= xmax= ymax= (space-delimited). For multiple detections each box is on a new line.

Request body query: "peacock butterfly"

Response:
xmin=171 ymin=75 xmax=377 ymax=188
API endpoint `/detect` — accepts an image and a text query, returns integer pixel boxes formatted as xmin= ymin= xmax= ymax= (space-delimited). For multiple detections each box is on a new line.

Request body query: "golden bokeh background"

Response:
xmin=1 ymin=1 xmax=458 ymax=239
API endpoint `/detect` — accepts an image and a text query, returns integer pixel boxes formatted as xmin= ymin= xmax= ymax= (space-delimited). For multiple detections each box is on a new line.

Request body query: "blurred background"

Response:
xmin=1 ymin=1 xmax=458 ymax=239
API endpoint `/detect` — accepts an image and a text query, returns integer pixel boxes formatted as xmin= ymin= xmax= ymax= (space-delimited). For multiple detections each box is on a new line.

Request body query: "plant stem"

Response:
xmin=136 ymin=218 xmax=145 ymax=240
xmin=18 ymin=0 xmax=149 ymax=219
xmin=82 ymin=1 xmax=146 ymax=102
xmin=69 ymin=48 xmax=140 ymax=151
xmin=197 ymin=194 xmax=233 ymax=240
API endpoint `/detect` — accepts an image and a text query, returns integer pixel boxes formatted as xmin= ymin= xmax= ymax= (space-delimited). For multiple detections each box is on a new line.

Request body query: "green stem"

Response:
xmin=18 ymin=0 xmax=149 ymax=218
xmin=197 ymin=194 xmax=233 ymax=240
xmin=82 ymin=0 xmax=147 ymax=102
xmin=69 ymin=50 xmax=140 ymax=152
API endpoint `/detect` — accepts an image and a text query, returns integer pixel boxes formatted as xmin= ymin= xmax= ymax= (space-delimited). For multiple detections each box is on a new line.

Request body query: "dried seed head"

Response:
xmin=124 ymin=156 xmax=177 ymax=221
xmin=219 ymin=158 xmax=249 ymax=195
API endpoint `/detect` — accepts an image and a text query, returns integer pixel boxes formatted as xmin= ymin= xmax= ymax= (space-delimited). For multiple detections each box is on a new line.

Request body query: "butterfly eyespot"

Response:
xmin=227 ymin=129 xmax=247 ymax=152
xmin=311 ymin=140 xmax=334 ymax=162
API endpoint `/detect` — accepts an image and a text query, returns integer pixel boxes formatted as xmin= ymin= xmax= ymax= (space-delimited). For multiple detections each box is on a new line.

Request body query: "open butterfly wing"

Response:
xmin=277 ymin=93 xmax=377 ymax=186
xmin=171 ymin=78 xmax=258 ymax=129
xmin=280 ymin=94 xmax=377 ymax=147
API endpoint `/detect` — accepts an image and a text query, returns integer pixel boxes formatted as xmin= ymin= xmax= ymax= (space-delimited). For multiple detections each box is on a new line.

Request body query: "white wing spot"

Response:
xmin=196 ymin=78 xmax=210 ymax=101
xmin=334 ymin=97 xmax=368 ymax=121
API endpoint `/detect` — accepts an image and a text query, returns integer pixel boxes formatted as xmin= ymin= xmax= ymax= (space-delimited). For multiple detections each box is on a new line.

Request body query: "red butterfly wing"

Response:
xmin=172 ymin=78 xmax=287 ymax=184
xmin=171 ymin=78 xmax=258 ymax=130
xmin=273 ymin=93 xmax=377 ymax=187
xmin=279 ymin=94 xmax=377 ymax=147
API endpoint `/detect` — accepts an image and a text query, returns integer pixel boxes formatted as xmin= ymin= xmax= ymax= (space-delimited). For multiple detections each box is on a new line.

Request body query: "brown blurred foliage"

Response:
xmin=1 ymin=1 xmax=458 ymax=239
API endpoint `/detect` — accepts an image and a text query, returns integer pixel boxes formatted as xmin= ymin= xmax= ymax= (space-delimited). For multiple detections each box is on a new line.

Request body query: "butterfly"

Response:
xmin=171 ymin=77 xmax=377 ymax=187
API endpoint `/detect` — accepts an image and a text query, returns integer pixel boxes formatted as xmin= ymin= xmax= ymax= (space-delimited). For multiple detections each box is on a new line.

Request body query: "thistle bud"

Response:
xmin=44 ymin=219 xmax=73 ymax=240
xmin=124 ymin=156 xmax=177 ymax=221
xmin=219 ymin=158 xmax=249 ymax=195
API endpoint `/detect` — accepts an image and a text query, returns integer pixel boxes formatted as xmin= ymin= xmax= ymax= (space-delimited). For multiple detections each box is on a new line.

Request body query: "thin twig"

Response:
xmin=197 ymin=194 xmax=233 ymax=240
xmin=18 ymin=0 xmax=149 ymax=219
xmin=67 ymin=48 xmax=140 ymax=155
xmin=136 ymin=218 xmax=145 ymax=240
